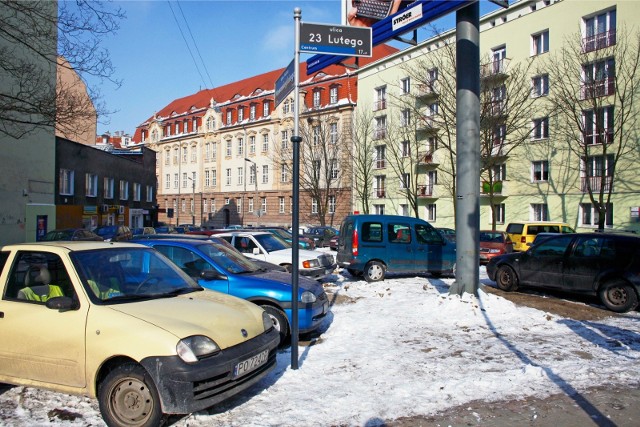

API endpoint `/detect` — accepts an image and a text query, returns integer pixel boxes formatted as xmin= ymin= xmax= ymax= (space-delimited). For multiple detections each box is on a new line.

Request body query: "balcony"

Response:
xmin=416 ymin=82 xmax=439 ymax=100
xmin=481 ymin=58 xmax=510 ymax=81
xmin=417 ymin=183 xmax=434 ymax=197
xmin=417 ymin=115 xmax=439 ymax=133
xmin=375 ymin=159 xmax=386 ymax=169
xmin=581 ymin=176 xmax=613 ymax=193
xmin=373 ymin=99 xmax=387 ymax=111
xmin=582 ymin=30 xmax=616 ymax=53
xmin=581 ymin=78 xmax=615 ymax=100
xmin=374 ymin=128 xmax=387 ymax=140
xmin=481 ymin=181 xmax=504 ymax=195
xmin=486 ymin=99 xmax=507 ymax=117
xmin=417 ymin=151 xmax=437 ymax=166
xmin=374 ymin=189 xmax=386 ymax=198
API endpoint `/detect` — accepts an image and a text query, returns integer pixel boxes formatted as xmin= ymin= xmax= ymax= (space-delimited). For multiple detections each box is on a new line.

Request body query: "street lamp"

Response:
xmin=244 ymin=158 xmax=258 ymax=224
xmin=187 ymin=172 xmax=195 ymax=226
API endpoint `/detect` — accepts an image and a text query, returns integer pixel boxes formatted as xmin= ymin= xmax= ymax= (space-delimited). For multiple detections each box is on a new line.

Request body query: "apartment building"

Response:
xmin=135 ymin=45 xmax=397 ymax=229
xmin=356 ymin=0 xmax=640 ymax=232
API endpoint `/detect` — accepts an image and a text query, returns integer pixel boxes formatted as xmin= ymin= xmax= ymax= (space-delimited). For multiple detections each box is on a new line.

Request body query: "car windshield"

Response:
xmin=195 ymin=241 xmax=260 ymax=274
xmin=70 ymin=247 xmax=202 ymax=303
xmin=254 ymin=233 xmax=289 ymax=252
xmin=43 ymin=230 xmax=72 ymax=240
xmin=480 ymin=232 xmax=504 ymax=243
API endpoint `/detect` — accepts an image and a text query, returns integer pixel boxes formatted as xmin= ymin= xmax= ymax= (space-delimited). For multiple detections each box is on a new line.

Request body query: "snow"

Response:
xmin=2 ymin=263 xmax=640 ymax=427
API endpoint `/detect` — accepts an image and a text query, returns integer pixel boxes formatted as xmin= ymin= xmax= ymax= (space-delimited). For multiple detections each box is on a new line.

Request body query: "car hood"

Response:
xmin=108 ymin=290 xmax=266 ymax=348
xmin=250 ymin=270 xmax=323 ymax=294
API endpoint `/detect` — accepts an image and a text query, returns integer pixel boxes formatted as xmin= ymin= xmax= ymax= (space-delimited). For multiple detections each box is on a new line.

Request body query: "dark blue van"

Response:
xmin=336 ymin=214 xmax=456 ymax=281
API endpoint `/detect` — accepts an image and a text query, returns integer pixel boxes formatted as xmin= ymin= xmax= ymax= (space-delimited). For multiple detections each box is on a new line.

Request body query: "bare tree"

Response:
xmin=349 ymin=106 xmax=378 ymax=214
xmin=0 ymin=0 xmax=124 ymax=139
xmin=546 ymin=24 xmax=640 ymax=230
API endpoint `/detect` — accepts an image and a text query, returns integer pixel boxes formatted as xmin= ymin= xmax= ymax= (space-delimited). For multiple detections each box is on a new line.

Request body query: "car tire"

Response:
xmin=495 ymin=265 xmax=518 ymax=292
xmin=261 ymin=305 xmax=290 ymax=346
xmin=598 ymin=280 xmax=639 ymax=313
xmin=98 ymin=362 xmax=164 ymax=427
xmin=363 ymin=261 xmax=385 ymax=282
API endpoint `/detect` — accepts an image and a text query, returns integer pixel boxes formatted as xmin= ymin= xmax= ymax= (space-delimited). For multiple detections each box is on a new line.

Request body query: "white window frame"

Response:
xmin=60 ymin=169 xmax=74 ymax=196
xmin=532 ymin=160 xmax=549 ymax=182
xmin=85 ymin=173 xmax=98 ymax=197
xmin=531 ymin=30 xmax=549 ymax=56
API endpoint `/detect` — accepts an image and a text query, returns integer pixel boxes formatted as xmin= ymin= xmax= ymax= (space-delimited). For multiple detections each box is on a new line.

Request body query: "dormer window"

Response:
xmin=238 ymin=107 xmax=244 ymax=122
xmin=226 ymin=110 xmax=232 ymax=125
xmin=313 ymin=90 xmax=321 ymax=108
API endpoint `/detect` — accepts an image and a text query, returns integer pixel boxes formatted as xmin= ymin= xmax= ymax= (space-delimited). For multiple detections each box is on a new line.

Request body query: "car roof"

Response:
xmin=1 ymin=241 xmax=146 ymax=251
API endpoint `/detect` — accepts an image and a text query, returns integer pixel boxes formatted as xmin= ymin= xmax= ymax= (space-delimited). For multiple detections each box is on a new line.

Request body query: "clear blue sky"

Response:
xmin=91 ymin=0 xmax=501 ymax=136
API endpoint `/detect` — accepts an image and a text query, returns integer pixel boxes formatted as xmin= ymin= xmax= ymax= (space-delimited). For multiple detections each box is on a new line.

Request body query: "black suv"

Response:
xmin=486 ymin=232 xmax=640 ymax=313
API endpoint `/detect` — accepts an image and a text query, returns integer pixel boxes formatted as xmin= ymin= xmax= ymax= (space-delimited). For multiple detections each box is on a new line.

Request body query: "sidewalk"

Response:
xmin=389 ymin=385 xmax=640 ymax=426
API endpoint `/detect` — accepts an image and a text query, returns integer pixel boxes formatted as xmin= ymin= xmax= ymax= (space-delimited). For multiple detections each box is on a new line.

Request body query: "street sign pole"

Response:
xmin=290 ymin=7 xmax=302 ymax=370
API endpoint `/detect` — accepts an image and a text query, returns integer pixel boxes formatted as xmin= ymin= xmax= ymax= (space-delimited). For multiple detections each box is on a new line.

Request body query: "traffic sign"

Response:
xmin=275 ymin=59 xmax=296 ymax=108
xmin=300 ymin=22 xmax=372 ymax=57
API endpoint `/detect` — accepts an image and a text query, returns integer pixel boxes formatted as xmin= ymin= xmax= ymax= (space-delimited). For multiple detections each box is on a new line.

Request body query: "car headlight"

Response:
xmin=177 ymin=336 xmax=220 ymax=363
xmin=302 ymin=259 xmax=320 ymax=268
xmin=263 ymin=311 xmax=273 ymax=331
xmin=489 ymin=248 xmax=501 ymax=253
xmin=301 ymin=290 xmax=317 ymax=304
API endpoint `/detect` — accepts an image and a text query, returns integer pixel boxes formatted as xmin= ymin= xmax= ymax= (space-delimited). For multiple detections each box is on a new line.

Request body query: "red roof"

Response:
xmin=133 ymin=44 xmax=397 ymax=143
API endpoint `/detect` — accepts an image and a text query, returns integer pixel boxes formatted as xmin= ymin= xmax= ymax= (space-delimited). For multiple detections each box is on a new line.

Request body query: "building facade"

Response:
xmin=356 ymin=0 xmax=640 ymax=232
xmin=135 ymin=45 xmax=397 ymax=229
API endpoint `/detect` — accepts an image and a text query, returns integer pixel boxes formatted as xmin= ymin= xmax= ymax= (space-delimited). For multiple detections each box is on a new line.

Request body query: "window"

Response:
xmin=330 ymin=122 xmax=338 ymax=144
xmin=249 ymin=165 xmax=256 ymax=185
xmin=261 ymin=197 xmax=267 ymax=214
xmin=205 ymin=170 xmax=210 ymax=187
xmin=205 ymin=143 xmax=211 ymax=160
xmin=279 ymin=197 xmax=285 ymax=213
xmin=191 ymin=145 xmax=197 ymax=162
xmin=238 ymin=107 xmax=244 ymax=122
xmin=375 ymin=116 xmax=387 ymax=139
xmin=281 ymin=130 xmax=289 ymax=149
xmin=532 ymin=117 xmax=549 ymax=139
xmin=182 ymin=173 xmax=188 ymax=188
xmin=237 ymin=137 xmax=244 ymax=156
xmin=211 ymin=199 xmax=216 ymax=213
xmin=262 ymin=134 xmax=269 ymax=152
xmin=263 ymin=101 xmax=270 ymax=116
xmin=330 ymin=159 xmax=338 ymax=179
xmin=225 ymin=168 xmax=231 ymax=186
xmin=281 ymin=164 xmax=288 ymax=182
xmin=133 ymin=183 xmax=141 ymax=201
xmin=181 ymin=199 xmax=186 ymax=212
xmin=583 ymin=9 xmax=616 ymax=52
xmin=427 ymin=136 xmax=438 ymax=153
xmin=580 ymin=203 xmax=613 ymax=226
xmin=582 ymin=58 xmax=615 ymax=98
xmin=119 ymin=180 xmax=129 ymax=200
xmin=175 ymin=123 xmax=180 ymax=135
xmin=401 ymin=77 xmax=411 ymax=94
xmin=262 ymin=165 xmax=269 ymax=184
xmin=375 ymin=175 xmax=386 ymax=197
xmin=60 ymin=169 xmax=74 ymax=195
xmin=236 ymin=198 xmax=242 ymax=214
xmin=426 ymin=204 xmax=436 ymax=221
xmin=151 ymin=129 xmax=158 ymax=142
xmin=173 ymin=173 xmax=179 ymax=189
xmin=531 ymin=204 xmax=548 ymax=221
xmin=250 ymin=104 xmax=256 ymax=120
xmin=401 ymin=140 xmax=410 ymax=157
xmin=183 ymin=121 xmax=188 ymax=134
xmin=532 ymin=30 xmax=549 ymax=55
xmin=146 ymin=185 xmax=153 ymax=202
xmin=330 ymin=86 xmax=338 ymax=104
xmin=401 ymin=109 xmax=411 ymax=127
xmin=493 ymin=124 xmax=506 ymax=146
xmin=583 ymin=106 xmax=614 ymax=145
xmin=532 ymin=74 xmax=549 ymax=97
xmin=532 ymin=161 xmax=549 ymax=182
xmin=490 ymin=46 xmax=507 ymax=74
xmin=211 ymin=169 xmax=217 ymax=187
xmin=85 ymin=173 xmax=97 ymax=197
xmin=493 ymin=203 xmax=505 ymax=224
xmin=283 ymin=99 xmax=290 ymax=114
xmin=375 ymin=86 xmax=386 ymax=110
xmin=206 ymin=116 xmax=215 ymax=131
xmin=312 ymin=160 xmax=321 ymax=181
xmin=237 ymin=167 xmax=243 ymax=185
xmin=493 ymin=164 xmax=506 ymax=181
xmin=401 ymin=173 xmax=410 ymax=189
xmin=226 ymin=110 xmax=232 ymax=125
xmin=329 ymin=195 xmax=336 ymax=214
xmin=225 ymin=139 xmax=232 ymax=157
xmin=182 ymin=146 xmax=188 ymax=162
xmin=104 ymin=177 xmax=115 ymax=198
xmin=374 ymin=204 xmax=385 ymax=215
xmin=313 ymin=90 xmax=321 ymax=108
xmin=249 ymin=135 xmax=256 ymax=154
xmin=164 ymin=150 xmax=170 ymax=165
xmin=248 ymin=197 xmax=254 ymax=213
xmin=311 ymin=198 xmax=318 ymax=214
xmin=376 ymin=145 xmax=386 ymax=169
xmin=581 ymin=154 xmax=614 ymax=192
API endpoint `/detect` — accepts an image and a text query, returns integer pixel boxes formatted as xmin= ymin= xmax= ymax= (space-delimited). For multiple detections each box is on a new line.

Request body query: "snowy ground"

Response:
xmin=1 ymin=264 xmax=639 ymax=427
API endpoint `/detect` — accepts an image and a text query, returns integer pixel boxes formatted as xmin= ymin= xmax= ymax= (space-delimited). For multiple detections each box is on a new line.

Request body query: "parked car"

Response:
xmin=0 ymin=241 xmax=279 ymax=426
xmin=486 ymin=232 xmax=640 ymax=313
xmin=93 ymin=225 xmax=133 ymax=242
xmin=527 ymin=232 xmax=563 ymax=248
xmin=435 ymin=227 xmax=456 ymax=243
xmin=505 ymin=221 xmax=575 ymax=252
xmin=42 ymin=228 xmax=103 ymax=241
xmin=137 ymin=238 xmax=330 ymax=345
xmin=337 ymin=214 xmax=456 ymax=282
xmin=479 ymin=230 xmax=513 ymax=264
xmin=255 ymin=227 xmax=315 ymax=250
xmin=329 ymin=231 xmax=340 ymax=250
xmin=304 ymin=226 xmax=339 ymax=248
xmin=131 ymin=226 xmax=156 ymax=237
xmin=154 ymin=225 xmax=178 ymax=234
xmin=216 ymin=231 xmax=337 ymax=280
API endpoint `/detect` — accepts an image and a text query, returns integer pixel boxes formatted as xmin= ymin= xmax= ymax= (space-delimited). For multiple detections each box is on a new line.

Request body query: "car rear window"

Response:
xmin=506 ymin=223 xmax=524 ymax=233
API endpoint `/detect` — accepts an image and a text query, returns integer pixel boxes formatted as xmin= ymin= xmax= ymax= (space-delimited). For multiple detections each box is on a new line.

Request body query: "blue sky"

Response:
xmin=90 ymin=0 xmax=501 ymax=136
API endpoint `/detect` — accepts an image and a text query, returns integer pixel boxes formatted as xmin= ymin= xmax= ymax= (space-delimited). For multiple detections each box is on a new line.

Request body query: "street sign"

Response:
xmin=275 ymin=59 xmax=296 ymax=108
xmin=300 ymin=22 xmax=372 ymax=57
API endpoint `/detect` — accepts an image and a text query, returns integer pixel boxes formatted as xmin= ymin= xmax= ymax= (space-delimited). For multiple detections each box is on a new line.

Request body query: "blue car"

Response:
xmin=138 ymin=238 xmax=330 ymax=345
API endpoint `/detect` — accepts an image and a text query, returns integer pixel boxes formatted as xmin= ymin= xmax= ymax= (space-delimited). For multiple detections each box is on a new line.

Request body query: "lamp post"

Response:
xmin=187 ymin=172 xmax=195 ymax=226
xmin=244 ymin=158 xmax=258 ymax=224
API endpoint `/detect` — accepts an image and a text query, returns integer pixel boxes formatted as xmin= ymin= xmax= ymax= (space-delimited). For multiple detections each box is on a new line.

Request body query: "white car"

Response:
xmin=216 ymin=231 xmax=336 ymax=280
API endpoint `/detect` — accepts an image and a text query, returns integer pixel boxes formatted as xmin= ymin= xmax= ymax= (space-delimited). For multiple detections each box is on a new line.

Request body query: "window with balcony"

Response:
xmin=581 ymin=154 xmax=614 ymax=192
xmin=582 ymin=58 xmax=615 ymax=99
xmin=532 ymin=117 xmax=549 ymax=140
xmin=532 ymin=74 xmax=549 ymax=97
xmin=531 ymin=30 xmax=549 ymax=56
xmin=532 ymin=160 xmax=549 ymax=182
xmin=583 ymin=9 xmax=616 ymax=52
xmin=493 ymin=164 xmax=506 ymax=181
xmin=374 ymin=116 xmax=387 ymax=139
xmin=583 ymin=106 xmax=614 ymax=145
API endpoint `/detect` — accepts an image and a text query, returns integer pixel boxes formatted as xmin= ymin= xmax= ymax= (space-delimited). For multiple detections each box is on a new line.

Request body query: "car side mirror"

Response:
xmin=252 ymin=248 xmax=260 ymax=255
xmin=201 ymin=271 xmax=227 ymax=281
xmin=46 ymin=296 xmax=78 ymax=311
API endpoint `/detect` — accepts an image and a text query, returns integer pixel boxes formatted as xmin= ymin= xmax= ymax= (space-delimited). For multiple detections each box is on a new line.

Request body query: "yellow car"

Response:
xmin=0 ymin=241 xmax=279 ymax=427
xmin=505 ymin=221 xmax=575 ymax=251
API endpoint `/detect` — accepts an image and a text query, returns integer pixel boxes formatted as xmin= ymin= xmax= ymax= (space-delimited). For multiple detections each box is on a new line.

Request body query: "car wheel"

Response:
xmin=495 ymin=265 xmax=518 ymax=292
xmin=347 ymin=268 xmax=363 ymax=278
xmin=261 ymin=305 xmax=290 ymax=346
xmin=363 ymin=261 xmax=385 ymax=282
xmin=598 ymin=280 xmax=639 ymax=313
xmin=98 ymin=362 xmax=164 ymax=427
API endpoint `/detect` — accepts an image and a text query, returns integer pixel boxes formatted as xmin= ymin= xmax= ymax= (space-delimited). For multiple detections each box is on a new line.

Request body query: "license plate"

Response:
xmin=233 ymin=349 xmax=269 ymax=378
